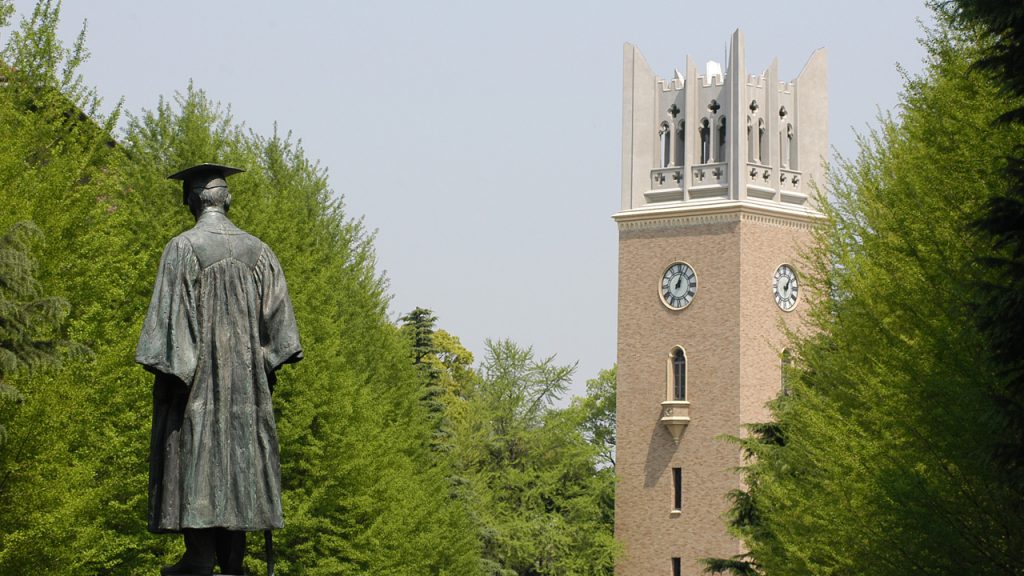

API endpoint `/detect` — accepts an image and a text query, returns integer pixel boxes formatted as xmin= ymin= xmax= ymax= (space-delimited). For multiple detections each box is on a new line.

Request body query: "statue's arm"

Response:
xmin=135 ymin=237 xmax=200 ymax=386
xmin=257 ymin=244 xmax=304 ymax=378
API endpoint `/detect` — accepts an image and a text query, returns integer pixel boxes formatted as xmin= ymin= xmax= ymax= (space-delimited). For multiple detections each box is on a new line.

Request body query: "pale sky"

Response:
xmin=9 ymin=1 xmax=935 ymax=399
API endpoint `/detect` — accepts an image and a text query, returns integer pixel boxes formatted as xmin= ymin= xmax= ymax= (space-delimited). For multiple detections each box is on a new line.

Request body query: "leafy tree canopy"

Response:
xmin=708 ymin=7 xmax=1024 ymax=575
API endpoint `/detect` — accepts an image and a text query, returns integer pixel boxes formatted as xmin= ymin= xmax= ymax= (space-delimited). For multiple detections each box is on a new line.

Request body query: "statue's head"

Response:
xmin=167 ymin=163 xmax=245 ymax=218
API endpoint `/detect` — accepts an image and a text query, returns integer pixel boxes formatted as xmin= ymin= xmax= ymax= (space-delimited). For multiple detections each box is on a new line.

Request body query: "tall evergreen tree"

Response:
xmin=122 ymin=86 xmax=483 ymax=575
xmin=708 ymin=8 xmax=1024 ymax=575
xmin=0 ymin=3 xmax=620 ymax=574
xmin=0 ymin=2 xmax=142 ymax=573
xmin=0 ymin=221 xmax=76 ymax=439
xmin=950 ymin=0 xmax=1024 ymax=487
xmin=1 ymin=2 xmax=482 ymax=572
xmin=399 ymin=307 xmax=451 ymax=453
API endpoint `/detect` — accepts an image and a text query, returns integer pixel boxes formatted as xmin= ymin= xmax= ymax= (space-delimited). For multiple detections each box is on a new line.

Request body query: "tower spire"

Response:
xmin=617 ymin=31 xmax=826 ymax=220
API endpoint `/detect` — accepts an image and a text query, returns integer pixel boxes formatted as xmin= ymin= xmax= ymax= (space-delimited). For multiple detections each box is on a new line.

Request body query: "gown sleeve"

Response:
xmin=135 ymin=236 xmax=200 ymax=386
xmin=256 ymin=244 xmax=303 ymax=374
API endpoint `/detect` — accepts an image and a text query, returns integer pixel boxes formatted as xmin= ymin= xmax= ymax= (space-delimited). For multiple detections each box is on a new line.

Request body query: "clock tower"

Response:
xmin=613 ymin=31 xmax=826 ymax=575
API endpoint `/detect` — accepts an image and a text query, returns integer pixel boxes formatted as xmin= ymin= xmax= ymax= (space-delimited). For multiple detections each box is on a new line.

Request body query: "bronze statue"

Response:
xmin=136 ymin=163 xmax=302 ymax=575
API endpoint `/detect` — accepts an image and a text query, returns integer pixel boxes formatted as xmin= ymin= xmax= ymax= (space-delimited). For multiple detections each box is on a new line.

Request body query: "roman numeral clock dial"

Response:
xmin=773 ymin=264 xmax=799 ymax=311
xmin=660 ymin=262 xmax=697 ymax=310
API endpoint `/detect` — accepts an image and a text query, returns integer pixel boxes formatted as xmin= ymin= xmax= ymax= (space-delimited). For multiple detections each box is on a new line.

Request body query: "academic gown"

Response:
xmin=136 ymin=210 xmax=302 ymax=533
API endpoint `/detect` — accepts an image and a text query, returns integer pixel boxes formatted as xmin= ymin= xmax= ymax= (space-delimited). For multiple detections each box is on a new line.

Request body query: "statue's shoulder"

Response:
xmin=160 ymin=231 xmax=197 ymax=256
xmin=255 ymin=239 xmax=283 ymax=263
xmin=233 ymin=228 xmax=265 ymax=261
xmin=174 ymin=228 xmax=199 ymax=242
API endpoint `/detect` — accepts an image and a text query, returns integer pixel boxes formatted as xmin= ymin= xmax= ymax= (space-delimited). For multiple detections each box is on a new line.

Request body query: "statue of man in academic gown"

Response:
xmin=136 ymin=163 xmax=303 ymax=576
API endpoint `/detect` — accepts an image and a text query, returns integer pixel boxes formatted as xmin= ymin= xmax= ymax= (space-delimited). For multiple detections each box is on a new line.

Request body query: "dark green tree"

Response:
xmin=399 ymin=307 xmax=451 ymax=453
xmin=400 ymin=307 xmax=439 ymax=365
xmin=708 ymin=8 xmax=1024 ymax=575
xmin=949 ymin=0 xmax=1024 ymax=486
xmin=0 ymin=221 xmax=75 ymax=439
xmin=700 ymin=421 xmax=783 ymax=576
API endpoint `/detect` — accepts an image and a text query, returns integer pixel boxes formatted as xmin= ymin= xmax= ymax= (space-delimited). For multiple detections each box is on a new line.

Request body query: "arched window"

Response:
xmin=758 ymin=118 xmax=766 ymax=164
xmin=717 ymin=117 xmax=727 ymax=163
xmin=675 ymin=120 xmax=686 ymax=167
xmin=672 ymin=348 xmax=687 ymax=400
xmin=659 ymin=123 xmax=671 ymax=168
xmin=699 ymin=118 xmax=711 ymax=164
xmin=781 ymin=348 xmax=793 ymax=396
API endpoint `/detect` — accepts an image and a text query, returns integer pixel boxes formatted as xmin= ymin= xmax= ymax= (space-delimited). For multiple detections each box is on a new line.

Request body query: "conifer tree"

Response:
xmin=707 ymin=8 xmax=1024 ymax=575
xmin=399 ymin=307 xmax=451 ymax=453
xmin=122 ymin=86 xmax=483 ymax=575
xmin=950 ymin=0 xmax=1024 ymax=489
xmin=0 ymin=2 xmax=482 ymax=572
xmin=0 ymin=2 xmax=141 ymax=573
xmin=0 ymin=221 xmax=74 ymax=440
xmin=0 ymin=3 xmax=621 ymax=574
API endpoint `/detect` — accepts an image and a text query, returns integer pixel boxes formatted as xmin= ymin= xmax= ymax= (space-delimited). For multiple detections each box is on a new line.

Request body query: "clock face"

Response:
xmin=773 ymin=264 xmax=799 ymax=311
xmin=661 ymin=262 xmax=697 ymax=310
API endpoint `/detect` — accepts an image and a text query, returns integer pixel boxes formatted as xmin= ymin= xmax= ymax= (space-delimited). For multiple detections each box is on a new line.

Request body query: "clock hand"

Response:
xmin=674 ymin=277 xmax=682 ymax=291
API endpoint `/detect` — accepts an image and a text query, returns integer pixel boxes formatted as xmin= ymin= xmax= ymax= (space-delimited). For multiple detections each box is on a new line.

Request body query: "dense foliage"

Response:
xmin=0 ymin=2 xmax=615 ymax=574
xmin=450 ymin=340 xmax=617 ymax=576
xmin=949 ymin=0 xmax=1024 ymax=492
xmin=705 ymin=5 xmax=1024 ymax=575
xmin=398 ymin=312 xmax=619 ymax=576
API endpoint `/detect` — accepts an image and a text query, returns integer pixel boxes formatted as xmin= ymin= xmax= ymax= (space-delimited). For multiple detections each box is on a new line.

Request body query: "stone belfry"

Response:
xmin=613 ymin=30 xmax=826 ymax=576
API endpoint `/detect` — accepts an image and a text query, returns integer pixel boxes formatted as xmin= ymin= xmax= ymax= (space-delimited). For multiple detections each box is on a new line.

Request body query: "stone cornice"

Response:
xmin=613 ymin=200 xmax=823 ymax=231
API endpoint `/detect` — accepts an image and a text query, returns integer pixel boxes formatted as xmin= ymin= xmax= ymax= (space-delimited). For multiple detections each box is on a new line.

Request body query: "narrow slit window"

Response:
xmin=660 ymin=123 xmax=671 ymax=168
xmin=672 ymin=467 xmax=682 ymax=511
xmin=699 ymin=118 xmax=711 ymax=163
xmin=672 ymin=557 xmax=682 ymax=576
xmin=758 ymin=118 xmax=766 ymax=164
xmin=676 ymin=121 xmax=686 ymax=167
xmin=787 ymin=123 xmax=797 ymax=169
xmin=717 ymin=116 xmax=727 ymax=162
xmin=672 ymin=348 xmax=686 ymax=400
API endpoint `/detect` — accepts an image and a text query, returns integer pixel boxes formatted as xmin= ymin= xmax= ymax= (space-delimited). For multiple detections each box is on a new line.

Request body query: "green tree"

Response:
xmin=432 ymin=328 xmax=478 ymax=416
xmin=453 ymin=340 xmax=617 ymax=576
xmin=399 ymin=307 xmax=451 ymax=453
xmin=400 ymin=307 xmax=439 ymax=365
xmin=950 ymin=0 xmax=1024 ymax=489
xmin=0 ymin=2 xmax=481 ymax=572
xmin=122 ymin=86 xmax=483 ymax=575
xmin=0 ymin=222 xmax=73 ymax=417
xmin=700 ymin=422 xmax=782 ymax=576
xmin=0 ymin=2 xmax=142 ymax=573
xmin=571 ymin=365 xmax=616 ymax=468
xmin=710 ymin=9 xmax=1024 ymax=575
xmin=0 ymin=3 xmax=619 ymax=574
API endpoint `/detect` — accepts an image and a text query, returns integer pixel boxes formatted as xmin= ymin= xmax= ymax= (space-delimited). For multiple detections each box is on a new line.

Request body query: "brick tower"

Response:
xmin=613 ymin=30 xmax=826 ymax=576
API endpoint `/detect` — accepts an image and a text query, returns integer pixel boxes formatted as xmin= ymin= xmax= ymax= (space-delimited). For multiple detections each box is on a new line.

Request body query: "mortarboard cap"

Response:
xmin=167 ymin=163 xmax=245 ymax=205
